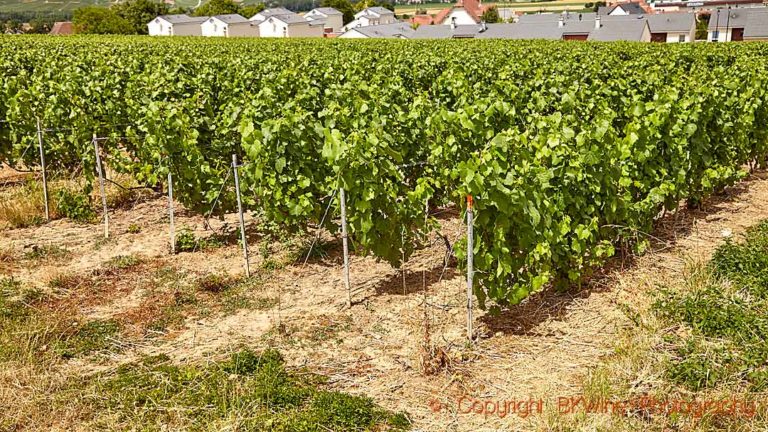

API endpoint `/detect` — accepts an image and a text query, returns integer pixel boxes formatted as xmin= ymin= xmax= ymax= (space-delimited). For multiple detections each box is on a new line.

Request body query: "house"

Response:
xmin=440 ymin=0 xmax=485 ymax=25
xmin=708 ymin=7 xmax=768 ymax=41
xmin=707 ymin=7 xmax=749 ymax=41
xmin=304 ymin=7 xmax=344 ymax=33
xmin=597 ymin=2 xmax=648 ymax=15
xmin=49 ymin=21 xmax=73 ymax=35
xmin=647 ymin=13 xmax=695 ymax=42
xmin=201 ymin=14 xmax=258 ymax=37
xmin=589 ymin=15 xmax=651 ymax=41
xmin=251 ymin=11 xmax=324 ymax=37
xmin=148 ymin=14 xmax=208 ymax=36
xmin=743 ymin=7 xmax=768 ymax=40
xmin=339 ymin=22 xmax=415 ymax=38
xmin=342 ymin=7 xmax=396 ymax=31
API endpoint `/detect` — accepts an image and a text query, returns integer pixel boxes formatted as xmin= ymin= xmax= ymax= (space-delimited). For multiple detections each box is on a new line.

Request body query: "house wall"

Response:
xmin=172 ymin=22 xmax=204 ymax=36
xmin=640 ymin=23 xmax=651 ymax=42
xmin=666 ymin=30 xmax=692 ymax=42
xmin=148 ymin=19 xmax=170 ymax=36
xmin=201 ymin=19 xmax=227 ymax=36
xmin=443 ymin=10 xmax=476 ymax=25
xmin=288 ymin=22 xmax=324 ymax=37
xmin=305 ymin=11 xmax=344 ymax=32
xmin=708 ymin=28 xmax=733 ymax=42
xmin=324 ymin=15 xmax=344 ymax=32
xmin=259 ymin=17 xmax=289 ymax=37
xmin=228 ymin=22 xmax=260 ymax=37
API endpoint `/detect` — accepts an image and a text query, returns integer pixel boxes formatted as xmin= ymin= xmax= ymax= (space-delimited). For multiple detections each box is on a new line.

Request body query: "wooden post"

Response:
xmin=232 ymin=154 xmax=250 ymax=277
xmin=36 ymin=118 xmax=49 ymax=221
xmin=93 ymin=134 xmax=108 ymax=239
xmin=466 ymin=195 xmax=474 ymax=341
xmin=168 ymin=171 xmax=175 ymax=254
xmin=340 ymin=188 xmax=352 ymax=308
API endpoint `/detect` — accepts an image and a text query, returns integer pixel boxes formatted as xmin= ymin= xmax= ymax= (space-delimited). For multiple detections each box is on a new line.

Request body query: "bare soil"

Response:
xmin=2 ymin=171 xmax=768 ymax=431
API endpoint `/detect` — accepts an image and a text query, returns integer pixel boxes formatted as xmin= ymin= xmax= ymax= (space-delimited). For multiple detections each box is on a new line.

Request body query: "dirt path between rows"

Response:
xmin=2 ymin=172 xmax=767 ymax=431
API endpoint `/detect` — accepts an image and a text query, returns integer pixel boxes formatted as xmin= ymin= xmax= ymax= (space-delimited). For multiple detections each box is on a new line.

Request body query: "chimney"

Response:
xmin=595 ymin=15 xmax=601 ymax=29
xmin=558 ymin=16 xmax=564 ymax=27
xmin=579 ymin=13 xmax=583 ymax=21
xmin=451 ymin=16 xmax=457 ymax=30
xmin=480 ymin=20 xmax=487 ymax=31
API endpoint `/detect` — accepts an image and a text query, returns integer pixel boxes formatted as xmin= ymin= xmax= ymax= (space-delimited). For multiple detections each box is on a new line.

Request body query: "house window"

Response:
xmin=678 ymin=34 xmax=686 ymax=43
xmin=712 ymin=30 xmax=720 ymax=42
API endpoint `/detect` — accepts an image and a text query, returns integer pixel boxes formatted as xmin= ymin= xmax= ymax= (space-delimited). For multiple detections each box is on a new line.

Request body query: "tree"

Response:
xmin=240 ymin=3 xmax=265 ymax=19
xmin=27 ymin=17 xmax=55 ymax=34
xmin=480 ymin=6 xmax=500 ymax=23
xmin=113 ymin=0 xmax=169 ymax=34
xmin=592 ymin=1 xmax=606 ymax=12
xmin=696 ymin=13 xmax=710 ymax=40
xmin=353 ymin=0 xmax=394 ymax=13
xmin=192 ymin=0 xmax=240 ymax=17
xmin=72 ymin=7 xmax=133 ymax=34
xmin=321 ymin=0 xmax=355 ymax=24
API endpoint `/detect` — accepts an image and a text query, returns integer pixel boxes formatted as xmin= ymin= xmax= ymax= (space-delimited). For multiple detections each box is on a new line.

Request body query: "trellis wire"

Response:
xmin=302 ymin=189 xmax=338 ymax=267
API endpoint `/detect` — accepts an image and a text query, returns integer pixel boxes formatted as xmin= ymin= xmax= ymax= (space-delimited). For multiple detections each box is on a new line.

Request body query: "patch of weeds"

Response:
xmin=1 ymin=278 xmax=121 ymax=364
xmin=196 ymin=273 xmax=237 ymax=293
xmin=92 ymin=235 xmax=115 ymax=251
xmin=23 ymin=244 xmax=70 ymax=261
xmin=302 ymin=315 xmax=353 ymax=346
xmin=146 ymin=286 xmax=197 ymax=334
xmin=175 ymin=228 xmax=225 ymax=253
xmin=0 ymin=179 xmax=52 ymax=228
xmin=104 ymin=254 xmax=143 ymax=271
xmin=654 ymin=220 xmax=768 ymax=391
xmin=92 ymin=348 xmax=409 ymax=431
xmin=55 ymin=189 xmax=96 ymax=223
xmin=48 ymin=273 xmax=86 ymax=291
xmin=126 ymin=223 xmax=141 ymax=234
xmin=0 ymin=248 xmax=15 ymax=264
xmin=54 ymin=319 xmax=121 ymax=359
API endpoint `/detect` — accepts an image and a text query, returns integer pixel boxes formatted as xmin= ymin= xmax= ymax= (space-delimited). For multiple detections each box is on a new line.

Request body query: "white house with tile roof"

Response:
xmin=201 ymin=14 xmax=259 ymax=37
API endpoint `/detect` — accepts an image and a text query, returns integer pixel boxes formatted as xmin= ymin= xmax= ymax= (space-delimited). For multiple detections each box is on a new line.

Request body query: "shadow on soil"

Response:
xmin=479 ymin=173 xmax=760 ymax=336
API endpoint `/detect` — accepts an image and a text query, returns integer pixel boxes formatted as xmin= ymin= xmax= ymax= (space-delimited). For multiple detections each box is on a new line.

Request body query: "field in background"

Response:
xmin=0 ymin=0 xmax=198 ymax=13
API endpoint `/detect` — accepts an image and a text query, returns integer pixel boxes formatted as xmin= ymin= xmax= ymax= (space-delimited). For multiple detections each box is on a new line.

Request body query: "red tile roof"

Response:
xmin=49 ymin=21 xmax=73 ymax=35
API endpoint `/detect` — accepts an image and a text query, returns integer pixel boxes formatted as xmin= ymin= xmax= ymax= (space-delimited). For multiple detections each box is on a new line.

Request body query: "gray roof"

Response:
xmin=157 ymin=14 xmax=208 ymax=24
xmin=517 ymin=12 xmax=596 ymax=24
xmin=365 ymin=6 xmax=395 ymax=15
xmin=611 ymin=2 xmax=645 ymax=14
xmin=346 ymin=22 xmax=414 ymax=38
xmin=744 ymin=8 xmax=768 ymax=38
xmin=211 ymin=14 xmax=248 ymax=24
xmin=411 ymin=24 xmax=481 ymax=39
xmin=708 ymin=8 xmax=750 ymax=30
xmin=255 ymin=8 xmax=294 ymax=18
xmin=646 ymin=13 xmax=694 ymax=33
xmin=356 ymin=6 xmax=395 ymax=19
xmin=269 ymin=14 xmax=309 ymax=24
xmin=476 ymin=23 xmax=566 ymax=39
xmin=308 ymin=7 xmax=342 ymax=16
xmin=589 ymin=17 xmax=647 ymax=40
